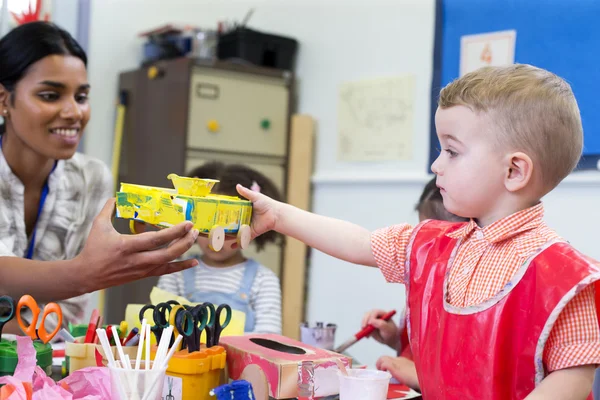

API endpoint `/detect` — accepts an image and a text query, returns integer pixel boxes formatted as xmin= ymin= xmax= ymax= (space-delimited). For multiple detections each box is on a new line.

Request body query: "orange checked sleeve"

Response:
xmin=543 ymin=285 xmax=600 ymax=372
xmin=371 ymin=224 xmax=414 ymax=284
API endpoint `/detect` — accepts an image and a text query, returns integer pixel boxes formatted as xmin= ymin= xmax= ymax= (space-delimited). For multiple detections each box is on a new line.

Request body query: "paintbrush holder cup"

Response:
xmin=338 ymin=369 xmax=391 ymax=400
xmin=109 ymin=360 xmax=167 ymax=400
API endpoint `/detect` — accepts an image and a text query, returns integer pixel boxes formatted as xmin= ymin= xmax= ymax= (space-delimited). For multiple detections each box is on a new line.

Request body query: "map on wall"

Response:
xmin=337 ymin=75 xmax=415 ymax=162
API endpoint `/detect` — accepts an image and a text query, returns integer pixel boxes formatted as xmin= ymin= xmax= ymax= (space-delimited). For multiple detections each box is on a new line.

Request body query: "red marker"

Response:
xmin=83 ymin=309 xmax=100 ymax=344
xmin=334 ymin=310 xmax=397 ymax=354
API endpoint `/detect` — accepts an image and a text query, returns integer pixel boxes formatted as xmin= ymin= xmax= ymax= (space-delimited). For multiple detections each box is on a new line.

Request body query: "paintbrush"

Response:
xmin=334 ymin=309 xmax=397 ymax=354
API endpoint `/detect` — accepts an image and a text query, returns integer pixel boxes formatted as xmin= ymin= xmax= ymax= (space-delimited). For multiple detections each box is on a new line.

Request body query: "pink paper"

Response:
xmin=0 ymin=337 xmax=111 ymax=400
xmin=0 ymin=375 xmax=29 ymax=399
xmin=13 ymin=336 xmax=36 ymax=382
xmin=61 ymin=368 xmax=110 ymax=399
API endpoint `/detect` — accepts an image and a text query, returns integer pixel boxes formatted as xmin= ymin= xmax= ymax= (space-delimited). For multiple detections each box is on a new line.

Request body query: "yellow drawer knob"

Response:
xmin=147 ymin=66 xmax=159 ymax=80
xmin=207 ymin=120 xmax=220 ymax=132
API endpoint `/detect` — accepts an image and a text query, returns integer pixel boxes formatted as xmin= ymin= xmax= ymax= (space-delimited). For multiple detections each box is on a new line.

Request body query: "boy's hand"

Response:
xmin=376 ymin=356 xmax=420 ymax=390
xmin=236 ymin=184 xmax=281 ymax=238
xmin=361 ymin=309 xmax=400 ymax=349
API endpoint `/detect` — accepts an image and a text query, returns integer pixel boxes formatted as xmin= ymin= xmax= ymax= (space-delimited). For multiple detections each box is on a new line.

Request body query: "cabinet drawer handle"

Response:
xmin=196 ymin=83 xmax=219 ymax=100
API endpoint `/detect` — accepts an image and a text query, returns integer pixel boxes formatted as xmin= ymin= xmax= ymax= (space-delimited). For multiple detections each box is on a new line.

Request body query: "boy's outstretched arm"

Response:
xmin=237 ymin=184 xmax=377 ymax=267
xmin=525 ymin=365 xmax=595 ymax=400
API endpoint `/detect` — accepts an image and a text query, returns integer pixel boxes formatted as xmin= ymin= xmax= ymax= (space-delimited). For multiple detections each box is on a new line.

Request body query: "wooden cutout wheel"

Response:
xmin=208 ymin=225 xmax=225 ymax=251
xmin=240 ymin=364 xmax=269 ymax=400
xmin=237 ymin=224 xmax=251 ymax=250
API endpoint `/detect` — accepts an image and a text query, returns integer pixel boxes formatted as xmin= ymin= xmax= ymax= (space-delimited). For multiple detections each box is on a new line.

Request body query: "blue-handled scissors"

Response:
xmin=201 ymin=303 xmax=232 ymax=348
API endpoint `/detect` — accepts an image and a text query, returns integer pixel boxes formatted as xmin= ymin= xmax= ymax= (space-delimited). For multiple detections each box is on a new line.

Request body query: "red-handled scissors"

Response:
xmin=16 ymin=295 xmax=62 ymax=344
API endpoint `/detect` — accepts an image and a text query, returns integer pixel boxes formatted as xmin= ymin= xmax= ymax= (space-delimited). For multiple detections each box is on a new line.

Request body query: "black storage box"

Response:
xmin=217 ymin=27 xmax=298 ymax=70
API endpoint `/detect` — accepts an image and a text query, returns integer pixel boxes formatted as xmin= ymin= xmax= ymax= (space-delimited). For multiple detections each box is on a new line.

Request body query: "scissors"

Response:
xmin=171 ymin=304 xmax=208 ymax=352
xmin=139 ymin=302 xmax=175 ymax=344
xmin=201 ymin=303 xmax=232 ymax=348
xmin=0 ymin=296 xmax=16 ymax=342
xmin=16 ymin=295 xmax=62 ymax=344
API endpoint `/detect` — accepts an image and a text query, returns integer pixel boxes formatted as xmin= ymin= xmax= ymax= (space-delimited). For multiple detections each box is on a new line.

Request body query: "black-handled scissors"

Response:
xmin=202 ymin=303 xmax=232 ymax=348
xmin=179 ymin=305 xmax=209 ymax=352
xmin=0 ymin=296 xmax=15 ymax=342
xmin=139 ymin=302 xmax=176 ymax=344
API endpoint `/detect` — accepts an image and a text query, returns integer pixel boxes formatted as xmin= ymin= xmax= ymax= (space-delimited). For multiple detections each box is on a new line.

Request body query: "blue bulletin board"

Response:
xmin=429 ymin=0 xmax=600 ymax=170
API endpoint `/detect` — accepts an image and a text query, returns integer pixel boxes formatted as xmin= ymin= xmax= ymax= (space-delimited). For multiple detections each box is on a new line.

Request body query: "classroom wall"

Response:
xmin=85 ymin=0 xmax=600 ymax=368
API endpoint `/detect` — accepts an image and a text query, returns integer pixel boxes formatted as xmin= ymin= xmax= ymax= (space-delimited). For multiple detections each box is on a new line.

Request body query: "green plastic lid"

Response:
xmin=0 ymin=339 xmax=52 ymax=373
xmin=70 ymin=324 xmax=88 ymax=338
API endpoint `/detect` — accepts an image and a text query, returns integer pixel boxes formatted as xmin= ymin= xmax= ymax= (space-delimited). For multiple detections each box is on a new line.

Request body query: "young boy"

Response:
xmin=237 ymin=64 xmax=600 ymax=399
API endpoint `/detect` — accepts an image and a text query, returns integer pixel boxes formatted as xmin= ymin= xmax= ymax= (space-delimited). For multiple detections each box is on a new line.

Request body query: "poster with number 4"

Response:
xmin=460 ymin=30 xmax=516 ymax=77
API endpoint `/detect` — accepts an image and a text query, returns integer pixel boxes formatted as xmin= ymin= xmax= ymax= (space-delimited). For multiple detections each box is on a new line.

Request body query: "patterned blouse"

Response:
xmin=0 ymin=148 xmax=112 ymax=328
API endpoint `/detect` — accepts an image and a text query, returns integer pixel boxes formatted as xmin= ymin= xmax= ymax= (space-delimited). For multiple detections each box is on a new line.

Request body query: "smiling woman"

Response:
xmin=0 ymin=22 xmax=200 ymax=331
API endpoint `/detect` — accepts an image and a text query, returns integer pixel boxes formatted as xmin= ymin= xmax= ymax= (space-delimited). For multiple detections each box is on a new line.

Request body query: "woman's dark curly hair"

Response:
xmin=187 ymin=161 xmax=284 ymax=251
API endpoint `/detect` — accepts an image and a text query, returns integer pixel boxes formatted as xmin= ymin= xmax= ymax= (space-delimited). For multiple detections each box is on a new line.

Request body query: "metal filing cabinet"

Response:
xmin=104 ymin=58 xmax=294 ymax=323
xmin=187 ymin=69 xmax=289 ymax=157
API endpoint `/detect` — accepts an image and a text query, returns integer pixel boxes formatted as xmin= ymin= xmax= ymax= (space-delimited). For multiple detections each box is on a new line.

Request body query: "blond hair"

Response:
xmin=438 ymin=64 xmax=582 ymax=191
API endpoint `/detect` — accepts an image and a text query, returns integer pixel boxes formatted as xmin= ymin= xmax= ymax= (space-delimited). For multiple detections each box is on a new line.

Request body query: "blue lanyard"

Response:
xmin=25 ymin=180 xmax=51 ymax=259
xmin=0 ymin=136 xmax=56 ymax=259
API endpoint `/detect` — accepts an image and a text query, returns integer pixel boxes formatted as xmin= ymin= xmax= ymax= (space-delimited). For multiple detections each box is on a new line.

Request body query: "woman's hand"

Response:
xmin=236 ymin=184 xmax=282 ymax=238
xmin=75 ymin=198 xmax=199 ymax=292
xmin=361 ymin=309 xmax=400 ymax=349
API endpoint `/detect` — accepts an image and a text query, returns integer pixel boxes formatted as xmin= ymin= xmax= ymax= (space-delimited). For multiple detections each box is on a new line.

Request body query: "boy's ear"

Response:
xmin=504 ymin=152 xmax=533 ymax=192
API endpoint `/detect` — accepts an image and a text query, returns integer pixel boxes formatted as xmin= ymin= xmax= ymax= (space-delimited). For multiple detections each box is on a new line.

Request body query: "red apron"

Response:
xmin=406 ymin=220 xmax=600 ymax=400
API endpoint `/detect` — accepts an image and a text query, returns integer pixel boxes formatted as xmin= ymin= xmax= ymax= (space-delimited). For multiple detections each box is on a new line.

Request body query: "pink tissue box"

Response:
xmin=220 ymin=334 xmax=351 ymax=399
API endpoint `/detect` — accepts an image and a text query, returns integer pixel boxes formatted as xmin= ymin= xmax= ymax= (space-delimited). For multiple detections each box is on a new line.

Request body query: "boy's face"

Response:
xmin=431 ymin=106 xmax=507 ymax=223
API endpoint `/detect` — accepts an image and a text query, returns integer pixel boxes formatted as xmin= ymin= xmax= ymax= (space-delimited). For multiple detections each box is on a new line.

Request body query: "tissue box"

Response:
xmin=220 ymin=334 xmax=351 ymax=399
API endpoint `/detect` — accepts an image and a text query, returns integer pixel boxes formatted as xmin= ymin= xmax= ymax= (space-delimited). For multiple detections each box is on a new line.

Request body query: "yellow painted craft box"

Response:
xmin=115 ymin=173 xmax=252 ymax=251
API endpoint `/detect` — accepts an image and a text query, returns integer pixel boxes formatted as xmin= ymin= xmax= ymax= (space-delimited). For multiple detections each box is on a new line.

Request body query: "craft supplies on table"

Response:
xmin=108 ymin=360 xmax=167 ymax=400
xmin=141 ymin=301 xmax=231 ymax=399
xmin=338 ymin=369 xmax=391 ymax=400
xmin=0 ymin=336 xmax=113 ymax=398
xmin=96 ymin=322 xmax=182 ymax=400
xmin=125 ymin=287 xmax=246 ymax=346
xmin=0 ymin=335 xmax=53 ymax=377
xmin=221 ymin=334 xmax=352 ymax=399
xmin=151 ymin=345 xmax=226 ymax=400
xmin=0 ymin=294 xmax=62 ymax=345
xmin=210 ymin=380 xmax=255 ymax=400
xmin=65 ymin=336 xmax=138 ymax=374
xmin=139 ymin=299 xmax=232 ymax=351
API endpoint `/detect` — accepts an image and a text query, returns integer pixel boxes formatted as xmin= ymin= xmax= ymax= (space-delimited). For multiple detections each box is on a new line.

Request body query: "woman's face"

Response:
xmin=3 ymin=54 xmax=90 ymax=160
